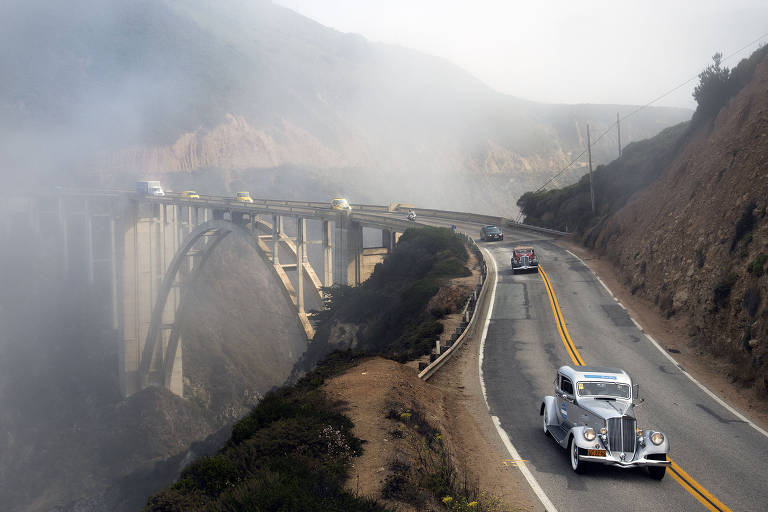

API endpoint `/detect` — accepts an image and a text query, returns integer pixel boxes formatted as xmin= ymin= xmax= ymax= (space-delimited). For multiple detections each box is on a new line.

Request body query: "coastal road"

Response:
xmin=477 ymin=232 xmax=768 ymax=511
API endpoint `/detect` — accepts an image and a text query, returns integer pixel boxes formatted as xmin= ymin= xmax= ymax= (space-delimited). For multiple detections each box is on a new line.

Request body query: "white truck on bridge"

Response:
xmin=136 ymin=180 xmax=165 ymax=196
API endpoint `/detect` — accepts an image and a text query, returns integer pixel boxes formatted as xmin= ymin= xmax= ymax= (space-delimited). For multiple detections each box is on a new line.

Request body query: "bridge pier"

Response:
xmin=322 ymin=220 xmax=333 ymax=287
xmin=296 ymin=217 xmax=306 ymax=314
xmin=334 ymin=217 xmax=363 ymax=286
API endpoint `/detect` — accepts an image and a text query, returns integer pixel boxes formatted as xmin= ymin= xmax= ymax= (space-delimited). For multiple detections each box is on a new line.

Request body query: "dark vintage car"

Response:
xmin=480 ymin=225 xmax=503 ymax=241
xmin=541 ymin=365 xmax=670 ymax=479
xmin=511 ymin=246 xmax=538 ymax=273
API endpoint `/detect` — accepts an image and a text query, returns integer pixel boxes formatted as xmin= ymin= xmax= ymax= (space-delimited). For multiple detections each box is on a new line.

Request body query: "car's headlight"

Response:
xmin=650 ymin=432 xmax=664 ymax=445
xmin=583 ymin=428 xmax=596 ymax=441
xmin=599 ymin=427 xmax=607 ymax=436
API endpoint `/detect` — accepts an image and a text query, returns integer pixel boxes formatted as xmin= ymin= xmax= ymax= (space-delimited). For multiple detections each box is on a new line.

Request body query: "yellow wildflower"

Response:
xmin=442 ymin=496 xmax=453 ymax=504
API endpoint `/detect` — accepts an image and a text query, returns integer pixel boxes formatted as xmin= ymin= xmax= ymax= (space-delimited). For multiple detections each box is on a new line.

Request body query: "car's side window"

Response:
xmin=561 ymin=376 xmax=574 ymax=395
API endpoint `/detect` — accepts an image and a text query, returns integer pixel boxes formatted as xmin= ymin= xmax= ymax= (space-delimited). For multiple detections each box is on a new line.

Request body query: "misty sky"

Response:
xmin=274 ymin=0 xmax=768 ymax=108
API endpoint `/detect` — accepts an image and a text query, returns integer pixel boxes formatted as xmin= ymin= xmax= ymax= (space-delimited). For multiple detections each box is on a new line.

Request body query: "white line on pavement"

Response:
xmin=478 ymin=248 xmax=559 ymax=512
xmin=565 ymin=249 xmax=768 ymax=440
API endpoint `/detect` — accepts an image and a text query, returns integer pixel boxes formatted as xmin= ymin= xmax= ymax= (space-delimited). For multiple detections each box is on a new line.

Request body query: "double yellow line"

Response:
xmin=539 ymin=267 xmax=584 ymax=366
xmin=537 ymin=265 xmax=731 ymax=512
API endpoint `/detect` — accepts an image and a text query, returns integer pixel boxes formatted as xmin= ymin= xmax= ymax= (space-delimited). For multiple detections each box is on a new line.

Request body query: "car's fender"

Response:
xmin=569 ymin=425 xmax=599 ymax=450
xmin=638 ymin=430 xmax=670 ymax=456
xmin=541 ymin=396 xmax=559 ymax=425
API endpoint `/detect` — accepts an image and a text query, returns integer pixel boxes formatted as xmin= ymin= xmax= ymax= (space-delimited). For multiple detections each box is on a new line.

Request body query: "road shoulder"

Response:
xmin=556 ymin=238 xmax=768 ymax=433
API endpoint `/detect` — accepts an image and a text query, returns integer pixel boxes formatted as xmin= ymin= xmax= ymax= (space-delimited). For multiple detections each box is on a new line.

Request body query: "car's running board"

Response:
xmin=548 ymin=425 xmax=569 ymax=447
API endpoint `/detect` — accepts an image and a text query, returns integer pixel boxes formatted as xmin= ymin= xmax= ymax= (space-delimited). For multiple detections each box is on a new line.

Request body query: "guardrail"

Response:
xmin=418 ymin=236 xmax=491 ymax=380
xmin=37 ymin=188 xmax=570 ymax=236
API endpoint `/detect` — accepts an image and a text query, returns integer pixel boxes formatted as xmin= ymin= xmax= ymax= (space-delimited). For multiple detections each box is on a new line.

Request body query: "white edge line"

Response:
xmin=566 ymin=250 xmax=768 ymax=440
xmin=478 ymin=248 xmax=559 ymax=512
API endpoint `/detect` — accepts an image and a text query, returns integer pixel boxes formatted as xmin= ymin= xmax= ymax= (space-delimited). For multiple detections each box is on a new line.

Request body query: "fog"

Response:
xmin=0 ymin=0 xmax=716 ymax=509
xmin=276 ymin=0 xmax=768 ymax=109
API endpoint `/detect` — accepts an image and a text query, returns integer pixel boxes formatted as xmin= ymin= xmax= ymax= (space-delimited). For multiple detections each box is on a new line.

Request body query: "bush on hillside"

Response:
xmin=692 ymin=53 xmax=731 ymax=117
xmin=692 ymin=45 xmax=768 ymax=122
xmin=311 ymin=226 xmax=471 ymax=362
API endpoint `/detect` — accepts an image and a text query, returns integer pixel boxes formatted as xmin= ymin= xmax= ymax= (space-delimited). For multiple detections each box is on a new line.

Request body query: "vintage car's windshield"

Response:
xmin=485 ymin=226 xmax=500 ymax=233
xmin=577 ymin=381 xmax=630 ymax=398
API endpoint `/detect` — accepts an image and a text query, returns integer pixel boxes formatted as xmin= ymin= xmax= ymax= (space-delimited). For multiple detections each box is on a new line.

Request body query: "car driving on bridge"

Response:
xmin=235 ymin=191 xmax=253 ymax=203
xmin=331 ymin=198 xmax=352 ymax=212
xmin=541 ymin=365 xmax=670 ymax=479
xmin=181 ymin=190 xmax=200 ymax=199
xmin=511 ymin=246 xmax=538 ymax=273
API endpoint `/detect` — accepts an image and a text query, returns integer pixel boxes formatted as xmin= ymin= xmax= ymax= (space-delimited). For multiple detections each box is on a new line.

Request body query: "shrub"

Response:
xmin=748 ymin=253 xmax=768 ymax=277
xmin=692 ymin=53 xmax=731 ymax=117
xmin=713 ymin=273 xmax=738 ymax=311
xmin=743 ymin=287 xmax=761 ymax=317
xmin=731 ymin=201 xmax=756 ymax=252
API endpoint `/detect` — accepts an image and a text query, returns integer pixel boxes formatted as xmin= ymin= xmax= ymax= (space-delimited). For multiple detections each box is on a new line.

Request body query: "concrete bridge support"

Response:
xmin=2 ymin=192 xmax=416 ymax=400
xmin=334 ymin=218 xmax=363 ymax=286
xmin=322 ymin=220 xmax=333 ymax=288
xmin=120 ymin=202 xmax=184 ymax=397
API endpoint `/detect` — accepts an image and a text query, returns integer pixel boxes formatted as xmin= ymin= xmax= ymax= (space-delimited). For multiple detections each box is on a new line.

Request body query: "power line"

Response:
xmin=528 ymin=29 xmax=768 ymax=196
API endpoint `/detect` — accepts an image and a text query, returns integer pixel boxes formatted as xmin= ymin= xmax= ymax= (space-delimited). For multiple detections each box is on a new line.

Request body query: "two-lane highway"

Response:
xmin=478 ymin=234 xmax=767 ymax=511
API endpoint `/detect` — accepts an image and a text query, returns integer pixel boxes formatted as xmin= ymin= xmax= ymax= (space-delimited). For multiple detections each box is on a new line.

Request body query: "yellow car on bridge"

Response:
xmin=235 ymin=191 xmax=253 ymax=203
xmin=331 ymin=198 xmax=351 ymax=212
xmin=181 ymin=190 xmax=200 ymax=199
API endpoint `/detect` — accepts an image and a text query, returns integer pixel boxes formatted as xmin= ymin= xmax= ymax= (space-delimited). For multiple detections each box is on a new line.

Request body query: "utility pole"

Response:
xmin=617 ymin=112 xmax=622 ymax=158
xmin=587 ymin=124 xmax=595 ymax=214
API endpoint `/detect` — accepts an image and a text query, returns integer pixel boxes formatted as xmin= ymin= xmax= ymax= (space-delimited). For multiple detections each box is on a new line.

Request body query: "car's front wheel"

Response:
xmin=569 ymin=436 xmax=586 ymax=474
xmin=648 ymin=454 xmax=667 ymax=480
xmin=542 ymin=406 xmax=550 ymax=436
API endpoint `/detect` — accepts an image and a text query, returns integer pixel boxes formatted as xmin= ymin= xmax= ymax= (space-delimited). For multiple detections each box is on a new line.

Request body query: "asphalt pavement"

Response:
xmin=479 ymin=233 xmax=768 ymax=512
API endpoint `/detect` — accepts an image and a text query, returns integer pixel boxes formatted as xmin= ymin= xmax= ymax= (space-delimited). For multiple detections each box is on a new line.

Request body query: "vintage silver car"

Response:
xmin=540 ymin=365 xmax=670 ymax=479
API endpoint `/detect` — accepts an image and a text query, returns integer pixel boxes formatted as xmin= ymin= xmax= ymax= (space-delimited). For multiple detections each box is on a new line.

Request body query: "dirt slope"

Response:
xmin=591 ymin=53 xmax=768 ymax=398
xmin=323 ymin=357 xmax=538 ymax=511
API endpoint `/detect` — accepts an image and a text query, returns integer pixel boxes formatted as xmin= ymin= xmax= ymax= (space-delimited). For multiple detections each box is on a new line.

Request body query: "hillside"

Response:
xmin=142 ymin=228 xmax=513 ymax=510
xmin=520 ymin=47 xmax=768 ymax=398
xmin=1 ymin=0 xmax=689 ymax=215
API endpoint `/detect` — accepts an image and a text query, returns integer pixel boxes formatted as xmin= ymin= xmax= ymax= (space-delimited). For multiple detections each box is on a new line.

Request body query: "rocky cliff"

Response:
xmin=588 ymin=52 xmax=768 ymax=395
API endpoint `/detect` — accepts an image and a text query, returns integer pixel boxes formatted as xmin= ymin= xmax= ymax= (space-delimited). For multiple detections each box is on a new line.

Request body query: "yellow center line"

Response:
xmin=537 ymin=265 xmax=731 ymax=512
xmin=539 ymin=266 xmax=584 ymax=366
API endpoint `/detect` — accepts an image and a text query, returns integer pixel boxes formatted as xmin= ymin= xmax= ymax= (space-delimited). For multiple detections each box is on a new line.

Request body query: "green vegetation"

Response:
xmin=692 ymin=46 xmax=768 ymax=122
xmin=382 ymin=406 xmax=510 ymax=512
xmin=144 ymin=351 xmax=387 ymax=511
xmin=517 ymin=46 xmax=768 ymax=238
xmin=713 ymin=273 xmax=738 ymax=311
xmin=748 ymin=253 xmax=768 ymax=277
xmin=731 ymin=200 xmax=757 ymax=252
xmin=144 ymin=226 xmax=475 ymax=511
xmin=312 ymin=226 xmax=471 ymax=363
xmin=517 ymin=122 xmax=688 ymax=236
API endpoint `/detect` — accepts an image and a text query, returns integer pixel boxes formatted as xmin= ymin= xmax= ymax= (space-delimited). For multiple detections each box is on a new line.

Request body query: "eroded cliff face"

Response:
xmin=102 ymin=114 xmax=365 ymax=173
xmin=592 ymin=54 xmax=768 ymax=394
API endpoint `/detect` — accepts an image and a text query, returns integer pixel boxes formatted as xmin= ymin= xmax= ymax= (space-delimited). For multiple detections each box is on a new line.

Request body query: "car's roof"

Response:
xmin=332 ymin=197 xmax=348 ymax=201
xmin=559 ymin=365 xmax=632 ymax=384
xmin=514 ymin=246 xmax=534 ymax=250
xmin=483 ymin=225 xmax=499 ymax=229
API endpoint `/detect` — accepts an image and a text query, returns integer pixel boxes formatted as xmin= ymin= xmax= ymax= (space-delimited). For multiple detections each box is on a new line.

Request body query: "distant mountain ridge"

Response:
xmin=0 ymin=0 xmax=690 ymax=214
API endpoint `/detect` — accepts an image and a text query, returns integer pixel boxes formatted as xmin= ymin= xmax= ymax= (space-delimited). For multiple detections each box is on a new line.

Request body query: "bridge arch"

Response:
xmin=138 ymin=219 xmax=312 ymax=391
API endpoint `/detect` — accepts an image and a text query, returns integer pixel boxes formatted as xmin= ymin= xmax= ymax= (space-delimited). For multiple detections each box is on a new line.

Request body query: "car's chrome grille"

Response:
xmin=521 ymin=256 xmax=529 ymax=266
xmin=607 ymin=416 xmax=636 ymax=455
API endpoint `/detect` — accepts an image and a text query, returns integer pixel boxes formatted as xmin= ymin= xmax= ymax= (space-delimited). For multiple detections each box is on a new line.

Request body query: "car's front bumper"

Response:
xmin=579 ymin=453 xmax=670 ymax=468
xmin=512 ymin=264 xmax=538 ymax=271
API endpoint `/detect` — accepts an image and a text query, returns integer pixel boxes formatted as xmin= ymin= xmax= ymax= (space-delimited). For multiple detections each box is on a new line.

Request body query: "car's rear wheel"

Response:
xmin=569 ymin=436 xmax=586 ymax=474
